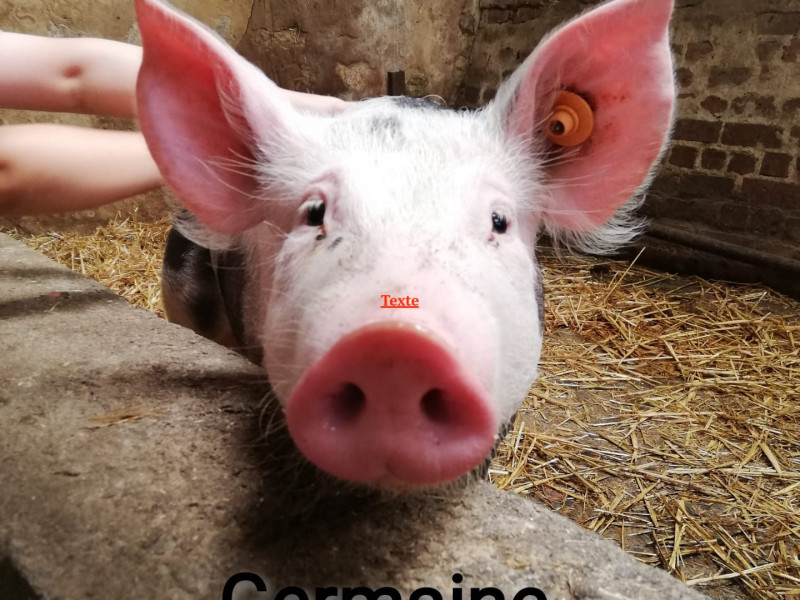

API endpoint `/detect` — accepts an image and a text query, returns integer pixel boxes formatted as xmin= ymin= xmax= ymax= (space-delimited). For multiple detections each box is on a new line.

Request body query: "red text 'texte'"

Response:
xmin=381 ymin=294 xmax=420 ymax=308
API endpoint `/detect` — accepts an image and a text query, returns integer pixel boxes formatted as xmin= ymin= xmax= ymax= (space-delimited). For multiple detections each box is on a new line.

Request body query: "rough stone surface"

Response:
xmin=0 ymin=233 xmax=708 ymax=600
xmin=0 ymin=0 xmax=249 ymax=45
xmin=236 ymin=0 xmax=475 ymax=101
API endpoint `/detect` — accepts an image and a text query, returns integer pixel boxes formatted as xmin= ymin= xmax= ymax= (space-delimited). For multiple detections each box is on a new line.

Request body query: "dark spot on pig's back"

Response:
xmin=163 ymin=226 xmax=197 ymax=272
xmin=369 ymin=115 xmax=401 ymax=138
xmin=189 ymin=287 xmax=224 ymax=335
xmin=216 ymin=249 xmax=248 ymax=349
xmin=162 ymin=228 xmax=247 ymax=356
xmin=329 ymin=236 xmax=344 ymax=250
xmin=162 ymin=228 xmax=226 ymax=339
xmin=370 ymin=96 xmax=452 ymax=138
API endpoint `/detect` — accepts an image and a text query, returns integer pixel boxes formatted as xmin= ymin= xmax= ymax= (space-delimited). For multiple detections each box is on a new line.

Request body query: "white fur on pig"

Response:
xmin=135 ymin=0 xmax=675 ymax=485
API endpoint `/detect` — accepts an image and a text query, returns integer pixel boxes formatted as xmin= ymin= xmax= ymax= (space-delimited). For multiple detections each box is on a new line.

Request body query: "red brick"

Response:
xmin=787 ymin=218 xmax=800 ymax=243
xmin=717 ymin=202 xmax=751 ymax=231
xmin=459 ymin=14 xmax=477 ymax=34
xmin=678 ymin=173 xmax=735 ymax=197
xmin=701 ymin=95 xmax=728 ymax=116
xmin=750 ymin=207 xmax=787 ymax=236
xmin=676 ymin=68 xmax=693 ymax=88
xmin=486 ymin=8 xmax=512 ymax=24
xmin=648 ymin=174 xmax=680 ymax=196
xmin=782 ymin=38 xmax=800 ymax=62
xmin=641 ymin=195 xmax=722 ymax=224
xmin=685 ymin=41 xmax=713 ymax=62
xmin=680 ymin=198 xmax=724 ymax=224
xmin=513 ymin=7 xmax=537 ymax=23
xmin=701 ymin=149 xmax=727 ymax=170
xmin=758 ymin=12 xmax=800 ymax=35
xmin=721 ymin=123 xmax=783 ymax=149
xmin=731 ymin=95 xmax=777 ymax=118
xmin=709 ymin=67 xmax=752 ymax=87
xmin=760 ymin=152 xmax=793 ymax=178
xmin=461 ymin=86 xmax=481 ymax=106
xmin=741 ymin=178 xmax=800 ymax=209
xmin=673 ymin=119 xmax=722 ymax=143
xmin=783 ymin=98 xmax=800 ymax=118
xmin=694 ymin=15 xmax=724 ymax=28
xmin=758 ymin=41 xmax=781 ymax=62
xmin=669 ymin=145 xmax=698 ymax=169
xmin=727 ymin=153 xmax=757 ymax=175
xmin=642 ymin=196 xmax=683 ymax=219
xmin=639 ymin=198 xmax=660 ymax=218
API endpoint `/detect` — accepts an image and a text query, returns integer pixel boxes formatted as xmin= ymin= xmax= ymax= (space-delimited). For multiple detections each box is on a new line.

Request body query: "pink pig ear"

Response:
xmin=492 ymin=0 xmax=675 ymax=232
xmin=135 ymin=0 xmax=299 ymax=234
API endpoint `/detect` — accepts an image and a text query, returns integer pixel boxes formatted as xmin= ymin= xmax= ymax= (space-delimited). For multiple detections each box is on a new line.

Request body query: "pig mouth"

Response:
xmin=284 ymin=322 xmax=497 ymax=487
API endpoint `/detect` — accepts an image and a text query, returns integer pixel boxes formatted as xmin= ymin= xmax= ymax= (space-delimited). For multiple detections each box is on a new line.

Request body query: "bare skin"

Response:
xmin=0 ymin=32 xmax=348 ymax=217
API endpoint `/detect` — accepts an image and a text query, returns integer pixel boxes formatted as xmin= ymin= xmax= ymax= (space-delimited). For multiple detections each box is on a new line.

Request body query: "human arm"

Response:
xmin=0 ymin=124 xmax=163 ymax=216
xmin=0 ymin=32 xmax=142 ymax=118
xmin=0 ymin=32 xmax=349 ymax=217
xmin=0 ymin=32 xmax=349 ymax=118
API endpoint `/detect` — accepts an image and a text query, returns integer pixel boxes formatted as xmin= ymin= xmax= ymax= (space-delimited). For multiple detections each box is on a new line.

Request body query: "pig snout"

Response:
xmin=284 ymin=323 xmax=497 ymax=486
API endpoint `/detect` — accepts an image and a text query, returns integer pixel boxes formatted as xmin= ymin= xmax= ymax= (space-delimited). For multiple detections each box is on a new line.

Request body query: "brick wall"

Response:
xmin=456 ymin=0 xmax=580 ymax=107
xmin=455 ymin=0 xmax=800 ymax=294
xmin=647 ymin=0 xmax=800 ymax=261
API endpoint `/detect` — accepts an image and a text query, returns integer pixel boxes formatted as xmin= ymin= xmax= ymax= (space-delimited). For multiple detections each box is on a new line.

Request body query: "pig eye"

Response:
xmin=492 ymin=212 xmax=508 ymax=234
xmin=305 ymin=197 xmax=326 ymax=227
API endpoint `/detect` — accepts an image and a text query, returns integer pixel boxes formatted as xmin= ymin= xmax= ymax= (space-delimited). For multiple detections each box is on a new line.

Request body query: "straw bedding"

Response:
xmin=4 ymin=214 xmax=799 ymax=600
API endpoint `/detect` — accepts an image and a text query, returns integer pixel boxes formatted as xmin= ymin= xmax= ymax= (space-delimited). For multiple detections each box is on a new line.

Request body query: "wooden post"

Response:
xmin=387 ymin=70 xmax=406 ymax=96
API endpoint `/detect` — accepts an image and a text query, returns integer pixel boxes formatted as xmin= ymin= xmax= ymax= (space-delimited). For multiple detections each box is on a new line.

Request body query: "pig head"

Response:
xmin=135 ymin=0 xmax=675 ymax=488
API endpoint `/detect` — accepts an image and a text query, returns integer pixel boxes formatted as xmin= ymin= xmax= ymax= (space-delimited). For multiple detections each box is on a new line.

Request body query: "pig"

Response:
xmin=136 ymin=0 xmax=676 ymax=488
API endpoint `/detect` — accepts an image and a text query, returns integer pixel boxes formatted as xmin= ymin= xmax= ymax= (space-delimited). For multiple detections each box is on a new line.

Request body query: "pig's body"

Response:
xmin=162 ymin=226 xmax=245 ymax=353
xmin=138 ymin=0 xmax=676 ymax=488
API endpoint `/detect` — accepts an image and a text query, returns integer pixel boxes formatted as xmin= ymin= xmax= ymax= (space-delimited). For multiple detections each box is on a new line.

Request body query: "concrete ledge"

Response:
xmin=0 ymin=233 xmax=707 ymax=600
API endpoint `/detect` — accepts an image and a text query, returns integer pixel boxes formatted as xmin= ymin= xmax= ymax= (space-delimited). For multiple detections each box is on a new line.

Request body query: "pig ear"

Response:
xmin=135 ymin=0 xmax=299 ymax=234
xmin=492 ymin=0 xmax=675 ymax=234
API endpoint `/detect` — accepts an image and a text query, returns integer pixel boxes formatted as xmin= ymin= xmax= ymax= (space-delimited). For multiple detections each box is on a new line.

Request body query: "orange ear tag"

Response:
xmin=546 ymin=90 xmax=594 ymax=147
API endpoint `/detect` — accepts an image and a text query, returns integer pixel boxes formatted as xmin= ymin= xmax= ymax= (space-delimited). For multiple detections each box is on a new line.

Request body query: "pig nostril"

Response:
xmin=329 ymin=383 xmax=366 ymax=423
xmin=421 ymin=389 xmax=451 ymax=424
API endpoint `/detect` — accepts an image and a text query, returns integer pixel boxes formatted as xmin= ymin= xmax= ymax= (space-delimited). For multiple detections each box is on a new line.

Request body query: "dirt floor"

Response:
xmin=3 ymin=214 xmax=799 ymax=600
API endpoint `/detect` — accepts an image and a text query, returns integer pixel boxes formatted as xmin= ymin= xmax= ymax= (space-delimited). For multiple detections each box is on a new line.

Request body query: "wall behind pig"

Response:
xmin=650 ymin=1 xmax=800 ymax=260
xmin=236 ymin=0 xmax=476 ymax=101
xmin=455 ymin=0 xmax=800 ymax=296
xmin=237 ymin=0 xmax=800 ymax=294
